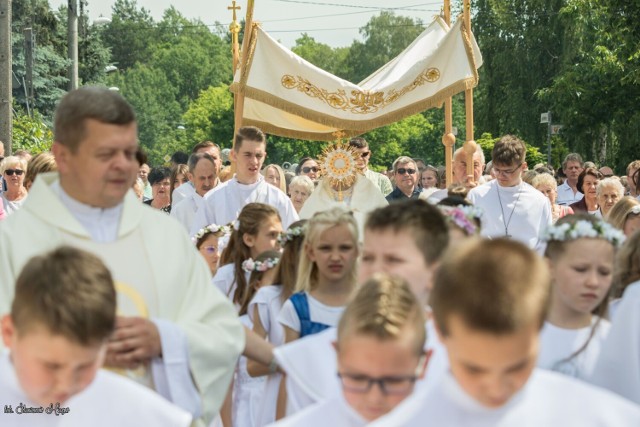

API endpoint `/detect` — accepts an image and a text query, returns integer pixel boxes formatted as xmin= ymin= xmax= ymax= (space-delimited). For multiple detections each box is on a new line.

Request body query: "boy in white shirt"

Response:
xmin=370 ymin=239 xmax=640 ymax=427
xmin=0 ymin=246 xmax=191 ymax=427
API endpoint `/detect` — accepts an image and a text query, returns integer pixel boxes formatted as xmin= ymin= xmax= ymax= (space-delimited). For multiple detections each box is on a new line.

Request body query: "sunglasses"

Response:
xmin=4 ymin=169 xmax=24 ymax=176
xmin=361 ymin=151 xmax=371 ymax=158
xmin=302 ymin=166 xmax=319 ymax=174
xmin=396 ymin=168 xmax=416 ymax=175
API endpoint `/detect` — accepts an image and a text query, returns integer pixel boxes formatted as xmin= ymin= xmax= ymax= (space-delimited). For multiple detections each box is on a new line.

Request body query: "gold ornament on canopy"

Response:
xmin=318 ymin=132 xmax=360 ymax=201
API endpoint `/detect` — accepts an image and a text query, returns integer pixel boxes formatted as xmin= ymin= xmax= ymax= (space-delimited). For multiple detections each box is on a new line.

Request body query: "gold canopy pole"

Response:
xmin=463 ymin=0 xmax=477 ymax=179
xmin=442 ymin=0 xmax=455 ymax=187
xmin=233 ymin=0 xmax=255 ymax=150
xmin=228 ymin=1 xmax=241 ymax=71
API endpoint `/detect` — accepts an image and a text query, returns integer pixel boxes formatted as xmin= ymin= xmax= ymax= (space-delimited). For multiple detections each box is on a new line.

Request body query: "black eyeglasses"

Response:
xmin=337 ymin=373 xmax=418 ymax=395
xmin=302 ymin=166 xmax=319 ymax=174
xmin=396 ymin=168 xmax=416 ymax=175
xmin=4 ymin=169 xmax=24 ymax=176
xmin=361 ymin=151 xmax=371 ymax=158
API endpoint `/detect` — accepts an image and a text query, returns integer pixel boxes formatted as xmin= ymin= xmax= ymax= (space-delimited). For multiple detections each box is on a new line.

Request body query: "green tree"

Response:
xmin=11 ymin=108 xmax=53 ymax=154
xmin=103 ymin=0 xmax=156 ymax=70
xmin=342 ymin=12 xmax=424 ymax=83
xmin=183 ymin=85 xmax=235 ymax=147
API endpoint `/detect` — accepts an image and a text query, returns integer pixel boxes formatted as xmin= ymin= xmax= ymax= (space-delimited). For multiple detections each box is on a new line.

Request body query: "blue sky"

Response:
xmin=50 ymin=0 xmax=442 ymax=48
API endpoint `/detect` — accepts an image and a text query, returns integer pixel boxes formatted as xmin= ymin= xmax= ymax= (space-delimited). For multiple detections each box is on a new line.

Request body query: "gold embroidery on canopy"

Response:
xmin=280 ymin=67 xmax=441 ymax=115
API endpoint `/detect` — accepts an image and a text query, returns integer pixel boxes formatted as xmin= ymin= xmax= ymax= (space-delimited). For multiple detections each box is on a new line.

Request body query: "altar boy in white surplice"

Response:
xmin=0 ymin=246 xmax=191 ymax=427
xmin=370 ymin=239 xmax=640 ymax=427
xmin=268 ymin=275 xmax=429 ymax=427
xmin=0 ymin=87 xmax=244 ymax=425
xmin=191 ymin=126 xmax=298 ymax=235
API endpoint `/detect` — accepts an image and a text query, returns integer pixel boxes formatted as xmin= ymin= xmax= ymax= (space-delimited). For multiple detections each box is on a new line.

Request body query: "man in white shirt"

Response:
xmin=428 ymin=145 xmax=485 ymax=203
xmin=370 ymin=239 xmax=640 ymax=427
xmin=468 ymin=135 xmax=551 ymax=253
xmin=0 ymin=87 xmax=244 ymax=425
xmin=556 ymin=153 xmax=584 ymax=206
xmin=191 ymin=126 xmax=298 ymax=234
xmin=348 ymin=137 xmax=393 ymax=196
xmin=172 ymin=141 xmax=222 ymax=208
xmin=171 ymin=153 xmax=218 ymax=233
xmin=138 ymin=162 xmax=152 ymax=201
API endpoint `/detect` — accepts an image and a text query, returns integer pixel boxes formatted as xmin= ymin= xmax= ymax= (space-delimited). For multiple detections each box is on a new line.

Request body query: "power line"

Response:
xmin=268 ymin=0 xmax=442 ymax=10
xmin=261 ymin=3 xmax=440 ymax=23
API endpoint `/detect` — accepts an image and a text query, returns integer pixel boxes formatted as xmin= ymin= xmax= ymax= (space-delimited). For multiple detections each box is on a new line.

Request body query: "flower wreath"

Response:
xmin=541 ymin=219 xmax=625 ymax=248
xmin=630 ymin=205 xmax=640 ymax=215
xmin=438 ymin=205 xmax=483 ymax=236
xmin=242 ymin=257 xmax=280 ymax=273
xmin=191 ymin=224 xmax=229 ymax=244
xmin=277 ymin=225 xmax=307 ymax=247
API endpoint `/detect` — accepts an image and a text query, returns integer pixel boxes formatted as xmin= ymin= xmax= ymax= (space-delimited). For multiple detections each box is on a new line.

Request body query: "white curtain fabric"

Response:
xmin=232 ymin=16 xmax=483 ymax=141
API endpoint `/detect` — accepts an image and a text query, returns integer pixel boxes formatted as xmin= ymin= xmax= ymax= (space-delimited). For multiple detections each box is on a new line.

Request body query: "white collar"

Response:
xmin=53 ymin=181 xmax=124 ymax=243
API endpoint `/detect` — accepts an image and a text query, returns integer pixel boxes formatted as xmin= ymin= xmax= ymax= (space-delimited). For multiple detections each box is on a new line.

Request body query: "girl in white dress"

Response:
xmin=246 ymin=221 xmax=307 ymax=425
xmin=538 ymin=214 xmax=625 ymax=380
xmin=277 ymin=207 xmax=359 ymax=342
xmin=214 ymin=203 xmax=283 ymax=310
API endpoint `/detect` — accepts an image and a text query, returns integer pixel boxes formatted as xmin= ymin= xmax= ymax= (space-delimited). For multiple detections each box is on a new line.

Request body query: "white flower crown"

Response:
xmin=277 ymin=225 xmax=307 ymax=247
xmin=630 ymin=205 xmax=640 ymax=215
xmin=438 ymin=205 xmax=483 ymax=235
xmin=191 ymin=224 xmax=229 ymax=244
xmin=242 ymin=257 xmax=280 ymax=273
xmin=541 ymin=219 xmax=626 ymax=248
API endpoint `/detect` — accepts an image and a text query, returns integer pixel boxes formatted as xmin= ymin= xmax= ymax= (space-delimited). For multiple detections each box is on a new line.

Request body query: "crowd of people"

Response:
xmin=1 ymin=87 xmax=640 ymax=426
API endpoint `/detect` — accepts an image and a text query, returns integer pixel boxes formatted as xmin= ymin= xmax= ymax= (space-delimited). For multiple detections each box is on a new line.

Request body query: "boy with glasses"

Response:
xmin=269 ymin=275 xmax=428 ymax=426
xmin=468 ymin=135 xmax=551 ymax=253
xmin=386 ymin=156 xmax=421 ymax=202
xmin=348 ymin=138 xmax=392 ymax=196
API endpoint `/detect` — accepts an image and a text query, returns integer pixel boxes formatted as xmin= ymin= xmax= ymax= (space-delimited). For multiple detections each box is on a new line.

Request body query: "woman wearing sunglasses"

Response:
xmin=296 ymin=157 xmax=320 ymax=183
xmin=0 ymin=156 xmax=28 ymax=216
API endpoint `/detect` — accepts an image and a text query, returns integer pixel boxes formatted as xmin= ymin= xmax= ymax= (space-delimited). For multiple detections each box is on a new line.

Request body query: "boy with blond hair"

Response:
xmin=0 ymin=246 xmax=191 ymax=426
xmin=370 ymin=239 xmax=640 ymax=426
xmin=270 ymin=275 xmax=428 ymax=426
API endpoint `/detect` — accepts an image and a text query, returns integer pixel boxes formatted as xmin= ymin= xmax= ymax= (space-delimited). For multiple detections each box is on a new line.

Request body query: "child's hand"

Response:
xmin=105 ymin=316 xmax=162 ymax=369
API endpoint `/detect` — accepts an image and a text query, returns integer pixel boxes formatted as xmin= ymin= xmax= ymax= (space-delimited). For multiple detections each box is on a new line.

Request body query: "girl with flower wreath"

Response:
xmin=277 ymin=207 xmax=359 ymax=342
xmin=243 ymin=221 xmax=307 ymax=425
xmin=192 ymin=224 xmax=229 ymax=277
xmin=436 ymin=196 xmax=482 ymax=245
xmin=225 ymin=250 xmax=281 ymax=427
xmin=214 ymin=203 xmax=283 ymax=311
xmin=538 ymin=214 xmax=625 ymax=380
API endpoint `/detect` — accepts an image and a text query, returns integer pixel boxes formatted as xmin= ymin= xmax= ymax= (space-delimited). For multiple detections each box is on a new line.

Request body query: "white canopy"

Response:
xmin=231 ymin=16 xmax=483 ymax=141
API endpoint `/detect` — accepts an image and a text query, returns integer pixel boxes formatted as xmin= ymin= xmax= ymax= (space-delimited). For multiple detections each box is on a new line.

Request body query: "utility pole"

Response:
xmin=68 ymin=0 xmax=78 ymax=90
xmin=0 ymin=0 xmax=11 ymax=154
xmin=24 ymin=27 xmax=34 ymax=116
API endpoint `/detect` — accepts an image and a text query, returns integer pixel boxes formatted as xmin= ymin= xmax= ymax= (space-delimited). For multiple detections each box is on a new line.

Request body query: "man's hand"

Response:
xmin=105 ymin=316 xmax=162 ymax=369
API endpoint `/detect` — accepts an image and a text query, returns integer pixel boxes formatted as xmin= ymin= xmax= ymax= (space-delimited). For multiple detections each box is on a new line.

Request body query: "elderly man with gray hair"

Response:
xmin=171 ymin=152 xmax=219 ymax=232
xmin=386 ymin=156 xmax=421 ymax=202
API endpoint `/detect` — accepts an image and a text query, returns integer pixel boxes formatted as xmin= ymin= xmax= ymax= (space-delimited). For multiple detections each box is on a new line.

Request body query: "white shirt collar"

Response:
xmin=53 ymin=181 xmax=124 ymax=243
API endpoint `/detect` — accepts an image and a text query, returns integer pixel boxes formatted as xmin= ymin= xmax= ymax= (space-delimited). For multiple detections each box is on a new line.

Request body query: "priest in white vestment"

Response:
xmin=0 ymin=88 xmax=244 ymax=425
xmin=171 ymin=153 xmax=218 ymax=233
xmin=191 ymin=127 xmax=298 ymax=234
xmin=299 ymin=175 xmax=387 ymax=238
